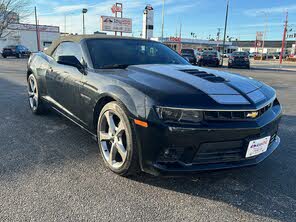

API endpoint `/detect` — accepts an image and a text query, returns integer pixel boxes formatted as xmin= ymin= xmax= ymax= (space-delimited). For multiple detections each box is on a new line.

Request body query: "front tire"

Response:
xmin=27 ymin=74 xmax=47 ymax=115
xmin=97 ymin=101 xmax=139 ymax=176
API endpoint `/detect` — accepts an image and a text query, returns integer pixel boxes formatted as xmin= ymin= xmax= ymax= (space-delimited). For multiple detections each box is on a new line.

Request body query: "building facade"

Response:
xmin=152 ymin=37 xmax=236 ymax=53
xmin=0 ymin=23 xmax=60 ymax=52
xmin=233 ymin=40 xmax=296 ymax=54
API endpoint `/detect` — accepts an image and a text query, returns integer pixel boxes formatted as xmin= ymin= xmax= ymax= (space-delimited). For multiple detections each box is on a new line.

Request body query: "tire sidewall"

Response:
xmin=28 ymin=74 xmax=42 ymax=114
xmin=97 ymin=101 xmax=136 ymax=175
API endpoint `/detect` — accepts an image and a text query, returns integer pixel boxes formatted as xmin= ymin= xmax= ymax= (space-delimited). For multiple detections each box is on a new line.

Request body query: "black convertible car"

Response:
xmin=27 ymin=35 xmax=282 ymax=176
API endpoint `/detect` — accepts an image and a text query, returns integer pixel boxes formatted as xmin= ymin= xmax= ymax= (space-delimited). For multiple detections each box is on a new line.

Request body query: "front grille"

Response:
xmin=181 ymin=69 xmax=226 ymax=83
xmin=193 ymin=133 xmax=277 ymax=165
xmin=193 ymin=140 xmax=244 ymax=164
xmin=204 ymin=102 xmax=273 ymax=121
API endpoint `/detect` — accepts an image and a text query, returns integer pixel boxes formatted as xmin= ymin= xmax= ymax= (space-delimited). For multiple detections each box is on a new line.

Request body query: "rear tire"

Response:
xmin=97 ymin=101 xmax=140 ymax=176
xmin=27 ymin=74 xmax=48 ymax=115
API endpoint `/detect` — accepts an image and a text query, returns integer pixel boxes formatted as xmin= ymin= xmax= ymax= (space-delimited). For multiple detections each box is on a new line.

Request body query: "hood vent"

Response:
xmin=181 ymin=69 xmax=226 ymax=83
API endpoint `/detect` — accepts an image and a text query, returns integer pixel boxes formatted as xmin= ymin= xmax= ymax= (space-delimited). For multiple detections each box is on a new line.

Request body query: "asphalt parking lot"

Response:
xmin=0 ymin=58 xmax=295 ymax=222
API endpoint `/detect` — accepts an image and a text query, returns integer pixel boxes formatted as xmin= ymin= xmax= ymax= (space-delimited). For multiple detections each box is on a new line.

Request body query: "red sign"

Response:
xmin=111 ymin=5 xmax=122 ymax=13
xmin=255 ymin=40 xmax=262 ymax=47
xmin=169 ymin=37 xmax=181 ymax=42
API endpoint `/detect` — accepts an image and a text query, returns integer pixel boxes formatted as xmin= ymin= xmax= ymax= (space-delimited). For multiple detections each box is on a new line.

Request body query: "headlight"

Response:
xmin=156 ymin=107 xmax=203 ymax=124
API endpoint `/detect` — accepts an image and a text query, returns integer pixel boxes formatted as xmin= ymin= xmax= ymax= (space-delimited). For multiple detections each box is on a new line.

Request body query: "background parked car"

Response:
xmin=228 ymin=51 xmax=250 ymax=69
xmin=249 ymin=52 xmax=259 ymax=58
xmin=1 ymin=45 xmax=31 ymax=58
xmin=181 ymin=49 xmax=202 ymax=65
xmin=254 ymin=53 xmax=274 ymax=60
xmin=199 ymin=50 xmax=221 ymax=67
xmin=271 ymin=52 xmax=280 ymax=59
xmin=181 ymin=52 xmax=196 ymax=65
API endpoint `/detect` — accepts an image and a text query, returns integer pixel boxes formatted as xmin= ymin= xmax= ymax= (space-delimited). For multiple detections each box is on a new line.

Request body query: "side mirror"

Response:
xmin=57 ymin=56 xmax=85 ymax=73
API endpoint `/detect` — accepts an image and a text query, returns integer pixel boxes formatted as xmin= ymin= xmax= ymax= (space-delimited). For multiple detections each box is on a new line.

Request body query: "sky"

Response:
xmin=27 ymin=0 xmax=296 ymax=41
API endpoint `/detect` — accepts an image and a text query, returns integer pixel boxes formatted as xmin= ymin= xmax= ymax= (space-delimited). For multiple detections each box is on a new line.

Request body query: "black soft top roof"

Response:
xmin=44 ymin=34 xmax=148 ymax=56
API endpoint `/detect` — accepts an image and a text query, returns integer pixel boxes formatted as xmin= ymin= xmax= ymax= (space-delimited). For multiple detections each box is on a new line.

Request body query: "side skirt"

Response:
xmin=42 ymin=96 xmax=98 ymax=141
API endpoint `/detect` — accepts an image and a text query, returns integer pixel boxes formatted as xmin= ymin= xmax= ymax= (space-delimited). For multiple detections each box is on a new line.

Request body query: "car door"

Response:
xmin=46 ymin=43 xmax=64 ymax=102
xmin=46 ymin=42 xmax=85 ymax=122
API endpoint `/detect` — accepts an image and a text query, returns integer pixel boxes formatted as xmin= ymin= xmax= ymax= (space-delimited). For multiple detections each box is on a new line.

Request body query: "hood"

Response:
xmin=106 ymin=64 xmax=275 ymax=109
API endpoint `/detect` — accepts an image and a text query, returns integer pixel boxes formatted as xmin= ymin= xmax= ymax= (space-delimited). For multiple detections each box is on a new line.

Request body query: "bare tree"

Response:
xmin=0 ymin=0 xmax=32 ymax=38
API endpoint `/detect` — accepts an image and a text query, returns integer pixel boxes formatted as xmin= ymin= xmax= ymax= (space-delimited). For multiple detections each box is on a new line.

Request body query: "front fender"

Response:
xmin=27 ymin=52 xmax=51 ymax=97
xmin=95 ymin=84 xmax=146 ymax=119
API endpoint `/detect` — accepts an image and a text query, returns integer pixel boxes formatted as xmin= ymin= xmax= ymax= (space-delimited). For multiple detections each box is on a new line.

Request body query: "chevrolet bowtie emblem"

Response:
xmin=247 ymin=111 xmax=259 ymax=118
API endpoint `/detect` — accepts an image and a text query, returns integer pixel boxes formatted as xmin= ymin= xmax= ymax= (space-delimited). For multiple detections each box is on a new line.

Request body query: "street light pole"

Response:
xmin=64 ymin=15 xmax=67 ymax=33
xmin=82 ymin=8 xmax=88 ymax=35
xmin=280 ymin=11 xmax=288 ymax=65
xmin=261 ymin=12 xmax=268 ymax=61
xmin=221 ymin=0 xmax=230 ymax=66
xmin=161 ymin=0 xmax=165 ymax=41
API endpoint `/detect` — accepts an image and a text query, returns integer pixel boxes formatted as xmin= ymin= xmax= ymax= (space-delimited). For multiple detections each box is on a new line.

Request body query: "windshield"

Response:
xmin=86 ymin=39 xmax=189 ymax=69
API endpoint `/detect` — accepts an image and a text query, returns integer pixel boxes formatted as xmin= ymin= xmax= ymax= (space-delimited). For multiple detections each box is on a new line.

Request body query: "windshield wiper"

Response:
xmin=99 ymin=64 xmax=131 ymax=69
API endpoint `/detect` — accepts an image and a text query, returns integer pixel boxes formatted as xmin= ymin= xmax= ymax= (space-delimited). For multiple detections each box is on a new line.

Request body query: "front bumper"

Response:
xmin=134 ymin=104 xmax=282 ymax=176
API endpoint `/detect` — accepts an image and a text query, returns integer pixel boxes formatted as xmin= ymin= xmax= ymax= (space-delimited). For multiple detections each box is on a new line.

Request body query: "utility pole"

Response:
xmin=261 ymin=12 xmax=268 ymax=60
xmin=161 ymin=0 xmax=165 ymax=41
xmin=34 ymin=7 xmax=40 ymax=51
xmin=221 ymin=0 xmax=230 ymax=66
xmin=178 ymin=21 xmax=182 ymax=54
xmin=280 ymin=11 xmax=288 ymax=65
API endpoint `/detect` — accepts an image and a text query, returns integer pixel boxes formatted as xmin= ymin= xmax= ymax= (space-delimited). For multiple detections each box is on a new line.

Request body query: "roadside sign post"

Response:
xmin=111 ymin=3 xmax=123 ymax=36
xmin=142 ymin=5 xmax=154 ymax=40
xmin=82 ymin=8 xmax=88 ymax=35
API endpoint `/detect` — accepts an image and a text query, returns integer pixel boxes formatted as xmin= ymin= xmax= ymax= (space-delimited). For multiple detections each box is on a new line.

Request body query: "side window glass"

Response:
xmin=52 ymin=44 xmax=64 ymax=61
xmin=52 ymin=42 xmax=83 ymax=63
xmin=62 ymin=42 xmax=83 ymax=63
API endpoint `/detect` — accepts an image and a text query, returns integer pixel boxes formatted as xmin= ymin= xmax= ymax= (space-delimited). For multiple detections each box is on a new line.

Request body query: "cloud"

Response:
xmin=27 ymin=0 xmax=202 ymax=37
xmin=54 ymin=4 xmax=89 ymax=13
xmin=244 ymin=4 xmax=296 ymax=16
xmin=166 ymin=3 xmax=200 ymax=15
xmin=243 ymin=22 xmax=283 ymax=28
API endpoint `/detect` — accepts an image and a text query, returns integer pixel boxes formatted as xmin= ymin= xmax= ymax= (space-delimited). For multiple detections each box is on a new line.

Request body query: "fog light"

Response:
xmin=158 ymin=147 xmax=185 ymax=163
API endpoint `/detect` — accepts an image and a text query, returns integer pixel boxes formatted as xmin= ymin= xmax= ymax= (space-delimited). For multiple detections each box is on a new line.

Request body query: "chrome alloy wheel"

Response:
xmin=99 ymin=111 xmax=128 ymax=169
xmin=28 ymin=75 xmax=38 ymax=111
